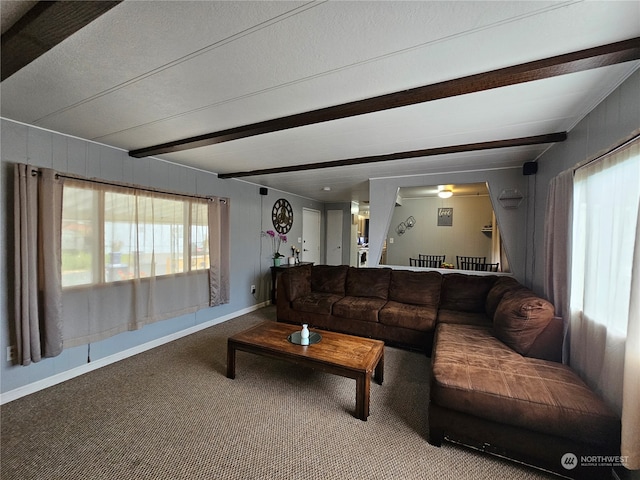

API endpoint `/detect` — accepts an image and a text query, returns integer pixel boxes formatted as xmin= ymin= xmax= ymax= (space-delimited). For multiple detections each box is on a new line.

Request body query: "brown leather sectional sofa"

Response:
xmin=276 ymin=264 xmax=621 ymax=479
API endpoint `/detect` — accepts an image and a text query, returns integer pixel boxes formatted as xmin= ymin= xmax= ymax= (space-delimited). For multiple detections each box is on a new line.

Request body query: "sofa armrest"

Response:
xmin=280 ymin=264 xmax=312 ymax=302
xmin=493 ymin=289 xmax=555 ymax=356
xmin=276 ymin=273 xmax=294 ymax=322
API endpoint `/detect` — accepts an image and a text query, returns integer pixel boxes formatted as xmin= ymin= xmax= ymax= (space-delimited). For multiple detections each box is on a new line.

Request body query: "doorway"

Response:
xmin=302 ymin=208 xmax=321 ymax=264
xmin=326 ymin=209 xmax=343 ymax=265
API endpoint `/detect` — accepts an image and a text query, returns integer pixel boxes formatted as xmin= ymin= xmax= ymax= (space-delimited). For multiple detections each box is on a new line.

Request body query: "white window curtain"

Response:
xmin=61 ymin=178 xmax=230 ymax=348
xmin=13 ymin=164 xmax=64 ymax=365
xmin=569 ymin=138 xmax=640 ymax=469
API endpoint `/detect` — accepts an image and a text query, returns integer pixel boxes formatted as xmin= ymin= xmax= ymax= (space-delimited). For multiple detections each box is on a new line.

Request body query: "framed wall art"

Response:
xmin=437 ymin=207 xmax=453 ymax=226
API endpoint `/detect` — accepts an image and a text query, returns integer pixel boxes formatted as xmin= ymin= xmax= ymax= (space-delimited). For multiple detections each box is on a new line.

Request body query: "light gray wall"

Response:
xmin=527 ymin=69 xmax=640 ymax=294
xmin=385 ymin=196 xmax=494 ymax=267
xmin=368 ymin=167 xmax=528 ymax=283
xmin=2 ymin=69 xmax=637 ymax=397
xmin=0 ymin=119 xmax=323 ymax=396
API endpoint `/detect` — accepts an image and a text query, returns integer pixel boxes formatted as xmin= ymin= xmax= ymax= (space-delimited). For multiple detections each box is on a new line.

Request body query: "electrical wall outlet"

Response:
xmin=6 ymin=345 xmax=16 ymax=362
xmin=250 ymin=285 xmax=256 ymax=294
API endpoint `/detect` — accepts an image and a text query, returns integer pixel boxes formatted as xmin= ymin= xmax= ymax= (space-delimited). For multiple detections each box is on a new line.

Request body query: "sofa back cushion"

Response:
xmin=282 ymin=264 xmax=312 ymax=302
xmin=485 ymin=276 xmax=523 ymax=319
xmin=345 ymin=267 xmax=391 ymax=300
xmin=311 ymin=265 xmax=348 ymax=295
xmin=493 ymin=289 xmax=555 ymax=356
xmin=440 ymin=273 xmax=497 ymax=313
xmin=389 ymin=270 xmax=442 ymax=306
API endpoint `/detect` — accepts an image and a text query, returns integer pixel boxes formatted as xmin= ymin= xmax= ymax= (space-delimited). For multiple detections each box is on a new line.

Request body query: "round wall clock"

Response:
xmin=272 ymin=198 xmax=293 ymax=234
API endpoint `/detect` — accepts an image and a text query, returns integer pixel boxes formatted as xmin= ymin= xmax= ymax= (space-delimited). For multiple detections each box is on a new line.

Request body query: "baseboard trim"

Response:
xmin=0 ymin=301 xmax=270 ymax=405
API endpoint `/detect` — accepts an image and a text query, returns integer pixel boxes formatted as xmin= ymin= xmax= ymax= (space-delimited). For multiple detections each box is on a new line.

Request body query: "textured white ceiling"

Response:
xmin=1 ymin=0 xmax=639 ymax=202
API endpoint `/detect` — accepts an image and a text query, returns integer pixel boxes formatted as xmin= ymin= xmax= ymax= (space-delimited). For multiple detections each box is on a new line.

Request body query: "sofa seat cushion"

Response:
xmin=431 ymin=323 xmax=620 ymax=447
xmin=292 ymin=293 xmax=343 ymax=315
xmin=333 ymin=296 xmax=387 ymax=322
xmin=379 ymin=301 xmax=437 ymax=331
xmin=437 ymin=309 xmax=492 ymax=326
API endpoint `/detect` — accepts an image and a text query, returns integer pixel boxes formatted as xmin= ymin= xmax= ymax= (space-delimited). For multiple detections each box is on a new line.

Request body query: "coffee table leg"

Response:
xmin=226 ymin=341 xmax=236 ymax=379
xmin=355 ymin=373 xmax=370 ymax=421
xmin=374 ymin=351 xmax=384 ymax=385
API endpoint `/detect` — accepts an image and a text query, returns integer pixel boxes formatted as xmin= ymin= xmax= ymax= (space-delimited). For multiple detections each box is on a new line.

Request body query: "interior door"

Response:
xmin=326 ymin=209 xmax=343 ymax=265
xmin=302 ymin=208 xmax=321 ymax=265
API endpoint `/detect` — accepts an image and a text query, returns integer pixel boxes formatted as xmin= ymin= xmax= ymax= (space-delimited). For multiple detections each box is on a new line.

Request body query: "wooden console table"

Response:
xmin=270 ymin=262 xmax=313 ymax=304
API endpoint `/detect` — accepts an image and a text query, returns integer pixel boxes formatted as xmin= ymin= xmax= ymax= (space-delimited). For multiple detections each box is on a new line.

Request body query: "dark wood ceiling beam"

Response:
xmin=129 ymin=37 xmax=639 ymax=159
xmin=217 ymin=132 xmax=567 ymax=178
xmin=1 ymin=1 xmax=121 ymax=82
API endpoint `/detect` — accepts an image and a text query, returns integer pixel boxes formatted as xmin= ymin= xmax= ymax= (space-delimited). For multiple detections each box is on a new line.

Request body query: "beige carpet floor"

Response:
xmin=1 ymin=306 xmax=558 ymax=479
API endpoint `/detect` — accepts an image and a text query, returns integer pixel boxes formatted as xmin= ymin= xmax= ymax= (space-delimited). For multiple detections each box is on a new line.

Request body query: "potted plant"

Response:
xmin=262 ymin=230 xmax=287 ymax=266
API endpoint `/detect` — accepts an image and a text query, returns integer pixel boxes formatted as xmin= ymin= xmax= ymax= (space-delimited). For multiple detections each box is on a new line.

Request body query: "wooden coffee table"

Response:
xmin=227 ymin=321 xmax=384 ymax=421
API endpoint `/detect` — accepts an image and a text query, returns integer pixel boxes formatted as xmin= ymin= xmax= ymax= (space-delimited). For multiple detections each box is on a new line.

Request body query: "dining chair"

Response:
xmin=459 ymin=261 xmax=499 ymax=272
xmin=456 ymin=256 xmax=487 ymax=269
xmin=418 ymin=254 xmax=446 ymax=268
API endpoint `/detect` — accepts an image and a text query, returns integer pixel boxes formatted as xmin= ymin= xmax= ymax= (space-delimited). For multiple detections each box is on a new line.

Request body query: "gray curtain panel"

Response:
xmin=543 ymin=168 xmax=573 ymax=364
xmin=208 ymin=197 xmax=230 ymax=306
xmin=14 ymin=164 xmax=64 ymax=365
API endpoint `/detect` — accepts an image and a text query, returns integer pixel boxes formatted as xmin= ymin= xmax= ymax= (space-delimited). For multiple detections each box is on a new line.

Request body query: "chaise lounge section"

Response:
xmin=276 ymin=264 xmax=621 ymax=478
xmin=429 ymin=323 xmax=621 ymax=479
